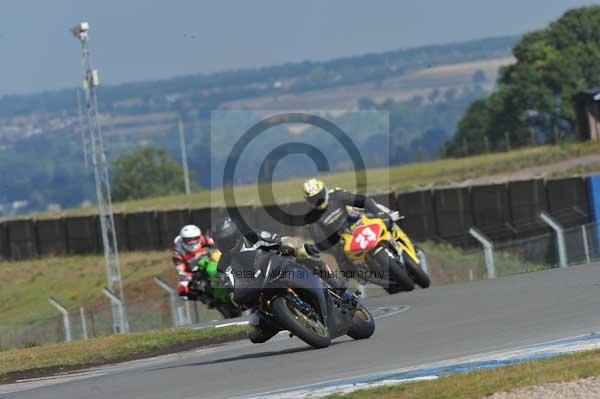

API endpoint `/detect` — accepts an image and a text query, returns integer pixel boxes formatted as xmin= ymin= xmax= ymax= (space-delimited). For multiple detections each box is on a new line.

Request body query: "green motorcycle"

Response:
xmin=192 ymin=250 xmax=242 ymax=319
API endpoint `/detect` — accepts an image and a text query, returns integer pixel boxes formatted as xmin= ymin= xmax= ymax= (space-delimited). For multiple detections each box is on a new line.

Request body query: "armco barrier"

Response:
xmin=126 ymin=212 xmax=160 ymax=250
xmin=546 ymin=177 xmax=590 ymax=227
xmin=284 ymin=202 xmax=312 ymax=238
xmin=471 ymin=184 xmax=513 ymax=241
xmin=158 ymin=210 xmax=191 ymax=247
xmin=113 ymin=213 xmax=130 ymax=252
xmin=253 ymin=204 xmax=293 ymax=237
xmin=66 ymin=216 xmax=100 ymax=254
xmin=1 ymin=175 xmax=597 ymax=260
xmin=433 ymin=187 xmax=473 ymax=243
xmin=6 ymin=219 xmax=37 ymax=260
xmin=508 ymin=179 xmax=549 ymax=236
xmin=190 ymin=207 xmax=217 ymax=233
xmin=0 ymin=223 xmax=8 ymax=260
xmin=396 ymin=190 xmax=437 ymax=241
xmin=235 ymin=205 xmax=259 ymax=234
xmin=371 ymin=192 xmax=395 ymax=209
xmin=36 ymin=219 xmax=67 ymax=256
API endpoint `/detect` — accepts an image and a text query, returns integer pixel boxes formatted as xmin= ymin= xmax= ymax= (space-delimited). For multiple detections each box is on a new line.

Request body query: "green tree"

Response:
xmin=448 ymin=5 xmax=600 ymax=156
xmin=111 ymin=147 xmax=189 ymax=201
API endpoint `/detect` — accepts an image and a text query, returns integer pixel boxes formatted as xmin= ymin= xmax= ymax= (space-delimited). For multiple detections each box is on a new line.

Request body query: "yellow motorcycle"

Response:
xmin=341 ymin=210 xmax=430 ymax=293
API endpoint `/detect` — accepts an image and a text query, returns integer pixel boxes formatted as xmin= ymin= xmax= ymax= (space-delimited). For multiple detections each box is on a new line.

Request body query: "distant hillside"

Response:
xmin=0 ymin=35 xmax=519 ymax=216
xmin=0 ymin=35 xmax=518 ymax=119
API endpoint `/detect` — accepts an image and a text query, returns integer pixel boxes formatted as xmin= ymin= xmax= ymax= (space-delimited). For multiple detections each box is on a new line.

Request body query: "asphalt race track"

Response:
xmin=3 ymin=262 xmax=600 ymax=399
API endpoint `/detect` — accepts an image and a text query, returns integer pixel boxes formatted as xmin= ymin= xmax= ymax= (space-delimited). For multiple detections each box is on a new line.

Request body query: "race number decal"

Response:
xmin=350 ymin=224 xmax=381 ymax=252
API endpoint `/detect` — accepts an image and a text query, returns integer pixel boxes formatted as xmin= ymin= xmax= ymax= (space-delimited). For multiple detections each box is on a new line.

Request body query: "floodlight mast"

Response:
xmin=71 ymin=22 xmax=128 ymax=333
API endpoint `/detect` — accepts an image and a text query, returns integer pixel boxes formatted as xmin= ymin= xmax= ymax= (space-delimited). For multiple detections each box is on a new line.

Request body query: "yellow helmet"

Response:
xmin=303 ymin=178 xmax=329 ymax=210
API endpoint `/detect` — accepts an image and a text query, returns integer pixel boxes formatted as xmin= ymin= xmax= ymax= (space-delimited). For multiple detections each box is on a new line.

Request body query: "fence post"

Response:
xmin=48 ymin=297 xmax=72 ymax=342
xmin=102 ymin=288 xmax=129 ymax=333
xmin=193 ymin=301 xmax=200 ymax=324
xmin=581 ymin=225 xmax=591 ymax=264
xmin=469 ymin=227 xmax=496 ymax=279
xmin=417 ymin=248 xmax=428 ymax=274
xmin=80 ymin=306 xmax=88 ymax=340
xmin=540 ymin=212 xmax=567 ymax=268
xmin=184 ymin=301 xmax=192 ymax=325
xmin=154 ymin=276 xmax=180 ymax=327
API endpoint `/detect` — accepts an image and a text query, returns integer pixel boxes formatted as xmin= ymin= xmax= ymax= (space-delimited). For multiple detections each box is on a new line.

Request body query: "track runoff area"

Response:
xmin=2 ymin=260 xmax=600 ymax=399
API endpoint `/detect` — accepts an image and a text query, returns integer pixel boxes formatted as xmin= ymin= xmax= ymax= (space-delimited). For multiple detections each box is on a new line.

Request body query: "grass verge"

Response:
xmin=8 ymin=141 xmax=600 ymax=221
xmin=0 ymin=326 xmax=246 ymax=384
xmin=419 ymin=241 xmax=544 ymax=283
xmin=325 ymin=348 xmax=600 ymax=399
xmin=0 ymin=251 xmax=173 ymax=325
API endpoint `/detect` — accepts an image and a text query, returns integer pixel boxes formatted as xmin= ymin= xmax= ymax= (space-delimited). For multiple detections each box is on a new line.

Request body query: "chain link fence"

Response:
xmin=4 ymin=221 xmax=600 ymax=350
xmin=0 ymin=290 xmax=225 ymax=350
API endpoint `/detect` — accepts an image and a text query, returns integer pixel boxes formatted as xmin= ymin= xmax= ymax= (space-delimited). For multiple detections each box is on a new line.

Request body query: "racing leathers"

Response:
xmin=305 ymin=188 xmax=383 ymax=279
xmin=172 ymin=234 xmax=214 ymax=300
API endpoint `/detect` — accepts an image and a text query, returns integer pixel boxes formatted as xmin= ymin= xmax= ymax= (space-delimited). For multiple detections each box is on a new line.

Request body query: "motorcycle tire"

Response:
xmin=371 ymin=249 xmax=414 ymax=292
xmin=271 ymin=296 xmax=331 ymax=349
xmin=404 ymin=254 xmax=431 ymax=289
xmin=347 ymin=306 xmax=375 ymax=340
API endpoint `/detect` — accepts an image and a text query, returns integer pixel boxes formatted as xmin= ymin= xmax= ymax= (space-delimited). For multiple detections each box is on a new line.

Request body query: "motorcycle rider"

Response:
xmin=172 ymin=224 xmax=216 ymax=301
xmin=302 ymin=178 xmax=389 ymax=282
xmin=211 ymin=216 xmax=333 ymax=343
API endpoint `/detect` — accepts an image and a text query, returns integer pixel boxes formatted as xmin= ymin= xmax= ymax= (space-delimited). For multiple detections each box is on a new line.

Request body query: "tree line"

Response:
xmin=447 ymin=5 xmax=600 ymax=156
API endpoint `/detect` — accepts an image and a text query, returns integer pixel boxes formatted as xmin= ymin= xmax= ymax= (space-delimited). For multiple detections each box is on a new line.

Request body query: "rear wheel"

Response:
xmin=271 ymin=296 xmax=331 ymax=349
xmin=347 ymin=307 xmax=375 ymax=340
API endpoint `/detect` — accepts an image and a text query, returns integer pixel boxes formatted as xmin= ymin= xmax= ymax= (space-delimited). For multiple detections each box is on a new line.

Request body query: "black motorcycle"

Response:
xmin=224 ymin=250 xmax=375 ymax=349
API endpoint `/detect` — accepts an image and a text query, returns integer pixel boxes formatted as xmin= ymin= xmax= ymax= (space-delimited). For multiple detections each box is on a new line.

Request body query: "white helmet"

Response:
xmin=180 ymin=225 xmax=202 ymax=252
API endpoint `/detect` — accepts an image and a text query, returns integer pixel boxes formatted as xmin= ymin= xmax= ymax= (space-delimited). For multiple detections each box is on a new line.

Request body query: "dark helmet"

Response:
xmin=212 ymin=217 xmax=243 ymax=253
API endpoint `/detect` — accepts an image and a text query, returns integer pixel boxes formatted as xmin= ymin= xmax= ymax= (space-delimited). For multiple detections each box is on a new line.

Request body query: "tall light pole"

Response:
xmin=177 ymin=116 xmax=192 ymax=195
xmin=71 ymin=22 xmax=128 ymax=333
xmin=76 ymin=88 xmax=89 ymax=170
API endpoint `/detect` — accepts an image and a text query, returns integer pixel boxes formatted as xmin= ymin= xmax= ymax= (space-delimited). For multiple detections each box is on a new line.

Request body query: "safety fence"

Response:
xmin=464 ymin=219 xmax=600 ymax=280
xmin=0 ymin=292 xmax=225 ymax=350
xmin=0 ymin=176 xmax=592 ymax=261
xmin=2 ymin=218 xmax=600 ymax=350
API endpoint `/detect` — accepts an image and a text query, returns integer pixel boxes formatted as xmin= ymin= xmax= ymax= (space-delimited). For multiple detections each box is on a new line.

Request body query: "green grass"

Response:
xmin=0 ymin=326 xmax=245 ymax=381
xmin=550 ymin=159 xmax=600 ymax=178
xmin=325 ymin=348 xmax=600 ymax=399
xmin=420 ymin=241 xmax=543 ymax=283
xmin=7 ymin=141 xmax=600 ymax=221
xmin=0 ymin=251 xmax=172 ymax=325
xmin=0 ymin=242 xmax=533 ymax=345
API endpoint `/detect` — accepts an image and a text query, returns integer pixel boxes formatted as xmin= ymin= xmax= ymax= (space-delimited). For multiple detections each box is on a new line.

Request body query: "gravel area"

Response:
xmin=490 ymin=376 xmax=600 ymax=399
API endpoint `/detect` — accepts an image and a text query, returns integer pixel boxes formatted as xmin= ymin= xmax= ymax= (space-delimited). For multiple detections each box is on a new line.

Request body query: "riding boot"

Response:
xmin=247 ymin=310 xmax=280 ymax=344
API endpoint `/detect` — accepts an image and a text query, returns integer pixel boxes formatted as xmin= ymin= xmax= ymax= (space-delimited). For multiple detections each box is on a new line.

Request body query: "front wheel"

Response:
xmin=347 ymin=307 xmax=375 ymax=340
xmin=404 ymin=254 xmax=431 ymax=288
xmin=370 ymin=248 xmax=414 ymax=292
xmin=271 ymin=296 xmax=331 ymax=349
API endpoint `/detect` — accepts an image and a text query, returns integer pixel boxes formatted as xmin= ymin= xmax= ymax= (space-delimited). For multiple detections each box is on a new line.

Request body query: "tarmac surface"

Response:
xmin=2 ymin=261 xmax=600 ymax=399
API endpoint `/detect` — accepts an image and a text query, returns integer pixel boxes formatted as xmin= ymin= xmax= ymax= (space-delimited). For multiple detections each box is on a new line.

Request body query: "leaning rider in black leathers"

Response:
xmin=211 ymin=216 xmax=343 ymax=344
xmin=302 ymin=178 xmax=388 ymax=284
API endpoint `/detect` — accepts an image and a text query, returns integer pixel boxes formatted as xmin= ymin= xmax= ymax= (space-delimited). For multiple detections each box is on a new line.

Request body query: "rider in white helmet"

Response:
xmin=172 ymin=224 xmax=214 ymax=299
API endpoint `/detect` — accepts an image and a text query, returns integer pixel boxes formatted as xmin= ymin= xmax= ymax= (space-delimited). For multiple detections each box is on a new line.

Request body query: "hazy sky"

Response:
xmin=0 ymin=0 xmax=597 ymax=96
